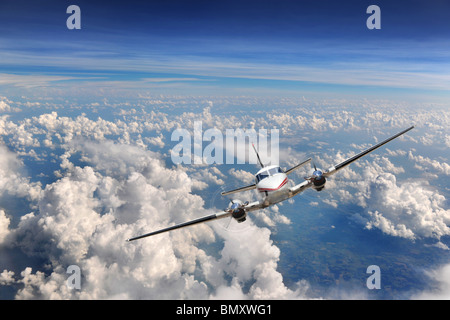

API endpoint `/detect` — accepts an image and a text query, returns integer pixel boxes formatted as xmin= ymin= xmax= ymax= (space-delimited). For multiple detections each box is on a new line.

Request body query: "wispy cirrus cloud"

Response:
xmin=0 ymin=73 xmax=78 ymax=88
xmin=2 ymin=34 xmax=450 ymax=96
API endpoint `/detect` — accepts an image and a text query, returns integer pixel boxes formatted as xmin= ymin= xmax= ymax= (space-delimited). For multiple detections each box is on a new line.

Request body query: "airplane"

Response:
xmin=127 ymin=125 xmax=414 ymax=242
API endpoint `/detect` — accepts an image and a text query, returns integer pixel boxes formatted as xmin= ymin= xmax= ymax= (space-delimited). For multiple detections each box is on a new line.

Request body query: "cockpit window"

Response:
xmin=268 ymin=167 xmax=284 ymax=176
xmin=256 ymin=171 xmax=269 ymax=182
xmin=256 ymin=167 xmax=284 ymax=182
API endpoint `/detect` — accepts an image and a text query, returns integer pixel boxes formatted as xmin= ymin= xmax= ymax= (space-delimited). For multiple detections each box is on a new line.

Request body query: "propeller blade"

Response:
xmin=252 ymin=143 xmax=264 ymax=168
xmin=225 ymin=216 xmax=232 ymax=229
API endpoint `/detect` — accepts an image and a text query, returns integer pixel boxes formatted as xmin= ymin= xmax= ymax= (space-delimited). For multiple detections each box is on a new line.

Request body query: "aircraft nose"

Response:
xmin=257 ymin=173 xmax=288 ymax=192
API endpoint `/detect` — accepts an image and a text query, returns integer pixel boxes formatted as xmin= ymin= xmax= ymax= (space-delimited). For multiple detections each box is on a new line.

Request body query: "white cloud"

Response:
xmin=0 ymin=210 xmax=11 ymax=244
xmin=2 ymin=135 xmax=308 ymax=299
xmin=0 ymin=95 xmax=449 ymax=300
xmin=362 ymin=173 xmax=450 ymax=242
xmin=365 ymin=210 xmax=415 ymax=239
xmin=145 ymin=133 xmax=165 ymax=148
xmin=212 ymin=220 xmax=308 ymax=299
xmin=9 ymin=155 xmax=212 ymax=298
xmin=412 ymin=263 xmax=450 ymax=300
xmin=0 ymin=100 xmax=11 ymax=112
xmin=408 ymin=151 xmax=450 ymax=176
xmin=0 ymin=143 xmax=41 ymax=201
xmin=0 ymin=270 xmax=15 ymax=286
xmin=227 ymin=168 xmax=255 ymax=184
xmin=0 ymin=73 xmax=76 ymax=88
xmin=190 ymin=167 xmax=225 ymax=186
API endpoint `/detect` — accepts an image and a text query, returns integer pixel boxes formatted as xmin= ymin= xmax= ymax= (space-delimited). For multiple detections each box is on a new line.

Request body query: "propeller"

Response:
xmin=304 ymin=161 xmax=323 ymax=181
xmin=252 ymin=143 xmax=265 ymax=168
xmin=303 ymin=160 xmax=326 ymax=191
xmin=223 ymin=199 xmax=249 ymax=225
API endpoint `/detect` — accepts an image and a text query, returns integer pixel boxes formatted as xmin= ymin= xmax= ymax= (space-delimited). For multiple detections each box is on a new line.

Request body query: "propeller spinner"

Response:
xmin=304 ymin=162 xmax=326 ymax=191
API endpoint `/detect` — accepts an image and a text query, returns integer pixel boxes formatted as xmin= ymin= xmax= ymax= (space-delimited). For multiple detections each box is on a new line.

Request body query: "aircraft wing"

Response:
xmin=285 ymin=158 xmax=312 ymax=175
xmin=243 ymin=199 xmax=268 ymax=212
xmin=127 ymin=199 xmax=266 ymax=241
xmin=324 ymin=126 xmax=414 ymax=177
xmin=221 ymin=183 xmax=256 ymax=196
xmin=126 ymin=210 xmax=232 ymax=241
xmin=289 ymin=179 xmax=313 ymax=196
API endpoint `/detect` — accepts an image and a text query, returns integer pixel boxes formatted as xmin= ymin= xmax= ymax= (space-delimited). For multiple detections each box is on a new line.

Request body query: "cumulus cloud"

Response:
xmin=2 ymin=135 xmax=307 ymax=299
xmin=362 ymin=173 xmax=450 ymax=242
xmin=0 ymin=210 xmax=11 ymax=244
xmin=408 ymin=151 xmax=450 ymax=176
xmin=227 ymin=168 xmax=255 ymax=184
xmin=190 ymin=167 xmax=225 ymax=187
xmin=212 ymin=220 xmax=307 ymax=299
xmin=0 ymin=100 xmax=11 ymax=112
xmin=0 ymin=143 xmax=41 ymax=201
xmin=313 ymin=135 xmax=449 ymax=247
xmin=7 ymin=156 xmax=208 ymax=298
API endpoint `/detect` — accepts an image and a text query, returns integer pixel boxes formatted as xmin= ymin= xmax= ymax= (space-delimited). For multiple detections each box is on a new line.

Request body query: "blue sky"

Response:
xmin=1 ymin=0 xmax=450 ymax=100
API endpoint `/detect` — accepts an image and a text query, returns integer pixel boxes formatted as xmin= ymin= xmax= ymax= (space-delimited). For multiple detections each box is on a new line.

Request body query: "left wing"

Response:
xmin=289 ymin=126 xmax=414 ymax=197
xmin=324 ymin=125 xmax=414 ymax=177
xmin=289 ymin=179 xmax=313 ymax=197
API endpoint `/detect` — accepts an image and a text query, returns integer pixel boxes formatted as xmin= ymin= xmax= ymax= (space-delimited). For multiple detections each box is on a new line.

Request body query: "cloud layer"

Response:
xmin=0 ymin=95 xmax=448 ymax=299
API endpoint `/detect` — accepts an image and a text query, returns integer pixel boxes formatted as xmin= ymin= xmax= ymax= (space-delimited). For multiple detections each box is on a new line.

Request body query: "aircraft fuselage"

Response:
xmin=255 ymin=165 xmax=291 ymax=206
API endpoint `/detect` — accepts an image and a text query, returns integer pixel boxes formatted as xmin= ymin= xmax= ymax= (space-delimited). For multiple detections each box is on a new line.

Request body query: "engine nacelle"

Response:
xmin=232 ymin=208 xmax=247 ymax=223
xmin=312 ymin=176 xmax=326 ymax=191
xmin=228 ymin=199 xmax=247 ymax=223
xmin=311 ymin=169 xmax=326 ymax=191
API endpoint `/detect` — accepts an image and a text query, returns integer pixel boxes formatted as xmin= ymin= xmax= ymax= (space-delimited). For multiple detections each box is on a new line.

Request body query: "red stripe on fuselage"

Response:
xmin=257 ymin=177 xmax=288 ymax=192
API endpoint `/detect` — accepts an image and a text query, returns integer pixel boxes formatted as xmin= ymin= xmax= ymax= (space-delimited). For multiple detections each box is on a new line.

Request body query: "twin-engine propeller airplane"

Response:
xmin=127 ymin=126 xmax=414 ymax=242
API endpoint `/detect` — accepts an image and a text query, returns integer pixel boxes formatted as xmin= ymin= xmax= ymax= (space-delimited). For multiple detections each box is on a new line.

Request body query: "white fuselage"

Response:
xmin=255 ymin=165 xmax=291 ymax=206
